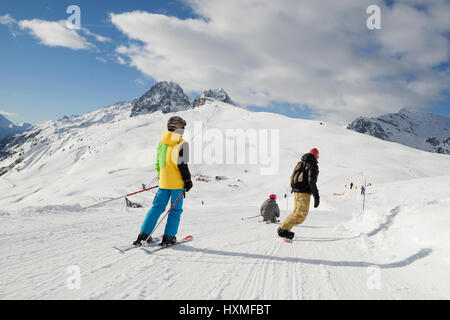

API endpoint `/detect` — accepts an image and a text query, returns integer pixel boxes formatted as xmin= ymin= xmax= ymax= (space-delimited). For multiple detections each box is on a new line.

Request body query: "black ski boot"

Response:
xmin=133 ymin=232 xmax=152 ymax=246
xmin=160 ymin=235 xmax=177 ymax=246
xmin=277 ymin=227 xmax=294 ymax=240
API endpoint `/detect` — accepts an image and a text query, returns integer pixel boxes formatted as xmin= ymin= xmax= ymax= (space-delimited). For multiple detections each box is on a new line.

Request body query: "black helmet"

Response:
xmin=167 ymin=116 xmax=186 ymax=132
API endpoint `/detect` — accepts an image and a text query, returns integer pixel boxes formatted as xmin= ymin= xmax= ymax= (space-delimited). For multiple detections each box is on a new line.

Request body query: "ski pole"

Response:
xmin=241 ymin=215 xmax=261 ymax=220
xmin=83 ymin=185 xmax=159 ymax=210
xmin=146 ymin=190 xmax=186 ymax=241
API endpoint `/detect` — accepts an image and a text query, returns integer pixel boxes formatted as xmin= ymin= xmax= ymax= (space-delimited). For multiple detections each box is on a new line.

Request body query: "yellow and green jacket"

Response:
xmin=156 ymin=131 xmax=191 ymax=189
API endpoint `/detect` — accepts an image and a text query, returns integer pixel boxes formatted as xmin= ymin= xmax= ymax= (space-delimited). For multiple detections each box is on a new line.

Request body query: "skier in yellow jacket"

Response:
xmin=133 ymin=116 xmax=193 ymax=246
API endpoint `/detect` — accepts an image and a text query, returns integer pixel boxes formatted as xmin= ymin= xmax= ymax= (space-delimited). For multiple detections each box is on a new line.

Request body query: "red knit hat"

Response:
xmin=310 ymin=148 xmax=319 ymax=159
xmin=269 ymin=194 xmax=277 ymax=200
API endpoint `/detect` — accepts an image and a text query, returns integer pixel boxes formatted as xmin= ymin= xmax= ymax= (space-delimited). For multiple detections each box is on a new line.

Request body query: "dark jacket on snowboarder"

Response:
xmin=291 ymin=153 xmax=320 ymax=201
xmin=260 ymin=198 xmax=280 ymax=222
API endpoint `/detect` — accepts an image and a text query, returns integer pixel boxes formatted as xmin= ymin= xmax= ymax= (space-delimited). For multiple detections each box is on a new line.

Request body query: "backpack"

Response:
xmin=290 ymin=161 xmax=306 ymax=188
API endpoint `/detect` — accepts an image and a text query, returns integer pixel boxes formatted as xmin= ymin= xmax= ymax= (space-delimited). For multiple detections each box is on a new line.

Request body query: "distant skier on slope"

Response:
xmin=132 ymin=116 xmax=193 ymax=247
xmin=260 ymin=194 xmax=280 ymax=223
xmin=277 ymin=148 xmax=320 ymax=240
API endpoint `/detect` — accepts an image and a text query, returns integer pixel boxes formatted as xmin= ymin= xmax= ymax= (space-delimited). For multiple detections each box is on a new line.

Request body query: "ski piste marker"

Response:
xmin=113 ymin=237 xmax=161 ymax=253
xmin=141 ymin=235 xmax=193 ymax=254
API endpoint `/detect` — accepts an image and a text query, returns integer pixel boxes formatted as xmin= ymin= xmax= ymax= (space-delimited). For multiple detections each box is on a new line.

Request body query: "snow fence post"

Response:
xmin=362 ymin=179 xmax=367 ymax=211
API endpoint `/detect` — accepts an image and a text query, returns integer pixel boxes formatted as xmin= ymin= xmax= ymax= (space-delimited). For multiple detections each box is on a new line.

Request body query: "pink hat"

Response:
xmin=269 ymin=194 xmax=277 ymax=199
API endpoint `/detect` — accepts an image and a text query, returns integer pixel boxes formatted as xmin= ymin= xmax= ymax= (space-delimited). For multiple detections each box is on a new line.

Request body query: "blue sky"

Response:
xmin=0 ymin=0 xmax=195 ymax=124
xmin=1 ymin=0 xmax=449 ymax=125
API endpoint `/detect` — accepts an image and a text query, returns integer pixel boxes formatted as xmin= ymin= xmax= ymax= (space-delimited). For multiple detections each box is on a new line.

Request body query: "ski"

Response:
xmin=141 ymin=235 xmax=193 ymax=254
xmin=113 ymin=237 xmax=161 ymax=253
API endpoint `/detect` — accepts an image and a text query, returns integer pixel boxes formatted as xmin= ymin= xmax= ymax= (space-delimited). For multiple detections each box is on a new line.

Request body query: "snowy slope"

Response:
xmin=347 ymin=108 xmax=450 ymax=155
xmin=1 ymin=101 xmax=450 ymax=299
xmin=0 ymin=114 xmax=32 ymax=141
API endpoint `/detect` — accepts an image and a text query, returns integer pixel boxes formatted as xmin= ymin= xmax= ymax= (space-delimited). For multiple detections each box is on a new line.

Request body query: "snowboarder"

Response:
xmin=350 ymin=182 xmax=353 ymax=189
xmin=133 ymin=116 xmax=193 ymax=246
xmin=260 ymin=194 xmax=280 ymax=223
xmin=277 ymin=148 xmax=320 ymax=240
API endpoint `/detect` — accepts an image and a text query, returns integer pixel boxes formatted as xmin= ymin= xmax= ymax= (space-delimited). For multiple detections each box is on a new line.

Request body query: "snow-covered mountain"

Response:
xmin=347 ymin=108 xmax=450 ymax=155
xmin=192 ymin=88 xmax=236 ymax=108
xmin=0 ymin=114 xmax=32 ymax=141
xmin=0 ymin=102 xmax=131 ymax=163
xmin=0 ymin=83 xmax=239 ymax=161
xmin=1 ymin=98 xmax=450 ymax=299
xmin=130 ymin=81 xmax=192 ymax=117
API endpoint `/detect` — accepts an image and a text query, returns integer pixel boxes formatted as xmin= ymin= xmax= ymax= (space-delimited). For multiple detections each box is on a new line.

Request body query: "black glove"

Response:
xmin=184 ymin=180 xmax=193 ymax=192
xmin=314 ymin=196 xmax=320 ymax=208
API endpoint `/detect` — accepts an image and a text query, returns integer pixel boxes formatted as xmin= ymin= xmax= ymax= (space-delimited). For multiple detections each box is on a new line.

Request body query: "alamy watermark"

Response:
xmin=174 ymin=121 xmax=280 ymax=175
xmin=66 ymin=265 xmax=81 ymax=290
xmin=366 ymin=265 xmax=381 ymax=290
xmin=66 ymin=5 xmax=81 ymax=30
xmin=366 ymin=5 xmax=381 ymax=30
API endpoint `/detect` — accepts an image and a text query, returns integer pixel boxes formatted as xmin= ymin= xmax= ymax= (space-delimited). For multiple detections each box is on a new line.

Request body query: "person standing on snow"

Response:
xmin=277 ymin=148 xmax=320 ymax=240
xmin=260 ymin=194 xmax=280 ymax=223
xmin=133 ymin=116 xmax=193 ymax=247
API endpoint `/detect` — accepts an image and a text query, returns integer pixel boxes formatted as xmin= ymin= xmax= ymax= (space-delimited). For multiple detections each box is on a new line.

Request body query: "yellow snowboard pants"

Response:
xmin=280 ymin=193 xmax=311 ymax=231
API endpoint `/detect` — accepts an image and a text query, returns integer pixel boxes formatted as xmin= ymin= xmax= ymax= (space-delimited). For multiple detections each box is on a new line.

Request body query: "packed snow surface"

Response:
xmin=1 ymin=102 xmax=449 ymax=299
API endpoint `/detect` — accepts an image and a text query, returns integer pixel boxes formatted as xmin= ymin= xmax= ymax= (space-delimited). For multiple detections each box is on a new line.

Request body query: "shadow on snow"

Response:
xmin=174 ymin=246 xmax=432 ymax=269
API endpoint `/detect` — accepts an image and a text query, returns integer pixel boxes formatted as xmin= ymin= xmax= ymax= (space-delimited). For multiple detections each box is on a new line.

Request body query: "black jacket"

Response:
xmin=291 ymin=153 xmax=319 ymax=199
xmin=177 ymin=142 xmax=191 ymax=183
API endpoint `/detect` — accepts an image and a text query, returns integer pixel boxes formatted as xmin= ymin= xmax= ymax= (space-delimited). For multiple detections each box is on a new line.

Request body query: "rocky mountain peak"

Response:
xmin=192 ymin=88 xmax=236 ymax=108
xmin=130 ymin=81 xmax=192 ymax=117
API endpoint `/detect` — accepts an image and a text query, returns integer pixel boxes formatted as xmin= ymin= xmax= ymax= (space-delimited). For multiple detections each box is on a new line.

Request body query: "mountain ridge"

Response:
xmin=0 ymin=114 xmax=32 ymax=142
xmin=130 ymin=81 xmax=237 ymax=116
xmin=347 ymin=108 xmax=450 ymax=155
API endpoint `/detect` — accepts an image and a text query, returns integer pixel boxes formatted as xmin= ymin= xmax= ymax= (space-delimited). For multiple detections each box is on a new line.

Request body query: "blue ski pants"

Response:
xmin=140 ymin=188 xmax=184 ymax=237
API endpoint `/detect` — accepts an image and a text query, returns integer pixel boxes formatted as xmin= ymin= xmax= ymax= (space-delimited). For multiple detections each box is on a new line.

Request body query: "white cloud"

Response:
xmin=0 ymin=110 xmax=17 ymax=117
xmin=115 ymin=54 xmax=127 ymax=65
xmin=1 ymin=14 xmax=111 ymax=51
xmin=135 ymin=78 xmax=148 ymax=87
xmin=0 ymin=14 xmax=17 ymax=25
xmin=95 ymin=56 xmax=107 ymax=63
xmin=0 ymin=14 xmax=18 ymax=38
xmin=82 ymin=28 xmax=112 ymax=43
xmin=18 ymin=19 xmax=94 ymax=50
xmin=110 ymin=0 xmax=450 ymax=123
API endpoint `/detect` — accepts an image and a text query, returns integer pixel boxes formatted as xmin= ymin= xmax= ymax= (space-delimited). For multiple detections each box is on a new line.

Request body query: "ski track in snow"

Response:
xmin=0 ymin=200 xmax=447 ymax=300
